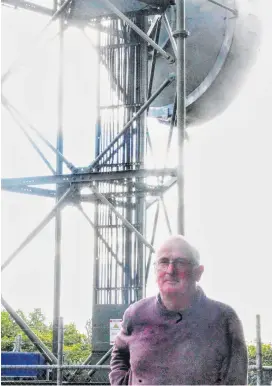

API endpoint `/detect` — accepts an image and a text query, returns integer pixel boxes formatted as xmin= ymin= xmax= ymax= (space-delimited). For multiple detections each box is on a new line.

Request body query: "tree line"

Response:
xmin=1 ymin=309 xmax=91 ymax=364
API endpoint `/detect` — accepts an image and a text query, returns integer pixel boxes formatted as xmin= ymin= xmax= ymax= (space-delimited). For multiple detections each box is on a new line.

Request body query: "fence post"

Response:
xmin=57 ymin=317 xmax=64 ymax=385
xmin=256 ymin=314 xmax=263 ymax=385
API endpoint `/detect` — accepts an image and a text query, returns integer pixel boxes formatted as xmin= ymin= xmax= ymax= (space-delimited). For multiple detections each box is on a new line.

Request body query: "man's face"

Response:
xmin=155 ymin=242 xmax=204 ymax=296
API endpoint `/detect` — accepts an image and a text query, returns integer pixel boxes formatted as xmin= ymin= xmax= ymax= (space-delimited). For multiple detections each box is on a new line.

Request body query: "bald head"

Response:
xmin=156 ymin=235 xmax=200 ymax=266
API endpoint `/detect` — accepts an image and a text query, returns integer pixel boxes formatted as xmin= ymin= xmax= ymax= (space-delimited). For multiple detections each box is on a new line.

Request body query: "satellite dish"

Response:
xmin=148 ymin=0 xmax=261 ymax=125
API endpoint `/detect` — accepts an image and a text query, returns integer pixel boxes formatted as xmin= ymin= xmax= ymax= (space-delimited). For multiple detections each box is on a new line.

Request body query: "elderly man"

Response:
xmin=109 ymin=235 xmax=248 ymax=385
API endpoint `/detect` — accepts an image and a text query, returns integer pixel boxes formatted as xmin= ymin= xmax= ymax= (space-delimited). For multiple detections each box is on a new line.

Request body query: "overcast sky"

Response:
xmin=1 ymin=2 xmax=272 ymax=343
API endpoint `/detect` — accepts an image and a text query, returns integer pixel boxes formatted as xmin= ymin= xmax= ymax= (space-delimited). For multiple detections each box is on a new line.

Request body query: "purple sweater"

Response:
xmin=109 ymin=287 xmax=248 ymax=385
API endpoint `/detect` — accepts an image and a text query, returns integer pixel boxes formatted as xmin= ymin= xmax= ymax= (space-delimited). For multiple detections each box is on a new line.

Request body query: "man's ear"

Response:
xmin=193 ymin=265 xmax=204 ymax=282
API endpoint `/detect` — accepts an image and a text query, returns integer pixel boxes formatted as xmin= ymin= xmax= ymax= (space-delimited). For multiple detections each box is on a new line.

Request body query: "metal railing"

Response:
xmin=2 ymin=314 xmax=272 ymax=386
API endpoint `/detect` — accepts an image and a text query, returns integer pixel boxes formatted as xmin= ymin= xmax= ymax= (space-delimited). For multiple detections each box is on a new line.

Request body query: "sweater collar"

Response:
xmin=155 ymin=286 xmax=205 ymax=318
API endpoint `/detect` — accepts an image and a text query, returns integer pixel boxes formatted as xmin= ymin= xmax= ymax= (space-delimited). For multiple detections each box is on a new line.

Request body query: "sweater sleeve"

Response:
xmin=219 ymin=309 xmax=248 ymax=385
xmin=109 ymin=307 xmax=132 ymax=385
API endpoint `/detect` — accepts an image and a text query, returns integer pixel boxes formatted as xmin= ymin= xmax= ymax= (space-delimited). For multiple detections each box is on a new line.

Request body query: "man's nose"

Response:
xmin=166 ymin=262 xmax=176 ymax=274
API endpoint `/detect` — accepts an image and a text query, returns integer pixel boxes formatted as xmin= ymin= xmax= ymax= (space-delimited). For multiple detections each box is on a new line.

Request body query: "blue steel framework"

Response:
xmin=1 ymin=0 xmax=184 ymax=381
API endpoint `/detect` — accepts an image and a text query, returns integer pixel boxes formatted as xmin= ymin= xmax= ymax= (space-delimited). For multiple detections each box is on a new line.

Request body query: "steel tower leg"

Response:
xmin=53 ymin=0 xmax=65 ymax=358
xmin=135 ymin=14 xmax=148 ymax=300
xmin=175 ymin=0 xmax=187 ymax=235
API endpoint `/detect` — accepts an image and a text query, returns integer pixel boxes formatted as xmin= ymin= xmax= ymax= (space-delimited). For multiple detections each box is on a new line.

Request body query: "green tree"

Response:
xmin=1 ymin=309 xmax=92 ymax=364
xmin=62 ymin=322 xmax=91 ymax=364
xmin=1 ymin=309 xmax=27 ymax=351
xmin=28 ymin=309 xmax=48 ymax=332
xmin=248 ymin=343 xmax=272 ymax=365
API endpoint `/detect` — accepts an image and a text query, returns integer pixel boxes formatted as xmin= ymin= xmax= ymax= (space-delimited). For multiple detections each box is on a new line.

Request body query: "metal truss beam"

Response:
xmin=1 ymin=168 xmax=177 ymax=188
xmin=80 ymin=189 xmax=162 ymax=202
xmin=1 ymin=0 xmax=53 ymax=17
xmin=78 ymin=204 xmax=123 ymax=267
xmin=100 ymin=0 xmax=175 ymax=63
xmin=1 ymin=188 xmax=71 ymax=272
xmin=146 ymin=176 xmax=177 ymax=209
xmin=147 ymin=15 xmax=160 ymax=38
xmin=87 ymin=347 xmax=113 ymax=379
xmin=1 ymin=0 xmax=72 ymax=84
xmin=163 ymin=93 xmax=177 ymax=168
xmin=2 ymin=186 xmax=56 ymax=198
xmin=80 ymin=198 xmax=135 ymax=209
xmin=68 ymin=347 xmax=113 ymax=382
xmin=148 ymin=16 xmax=162 ymax=99
xmin=2 ymin=186 xmax=162 ymax=208
xmin=2 ymin=97 xmax=76 ymax=173
xmin=146 ymin=16 xmax=162 ymax=159
xmin=2 ymin=99 xmax=56 ymax=174
xmin=162 ymin=13 xmax=177 ymax=58
xmin=90 ymin=185 xmax=155 ymax=253
xmin=87 ymin=75 xmax=175 ymax=170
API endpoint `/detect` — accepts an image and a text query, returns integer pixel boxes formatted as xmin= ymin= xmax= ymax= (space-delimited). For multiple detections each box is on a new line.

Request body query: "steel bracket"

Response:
xmin=172 ymin=29 xmax=189 ymax=38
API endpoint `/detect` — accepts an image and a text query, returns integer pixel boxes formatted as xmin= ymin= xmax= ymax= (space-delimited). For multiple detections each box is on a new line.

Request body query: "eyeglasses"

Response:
xmin=155 ymin=258 xmax=196 ymax=271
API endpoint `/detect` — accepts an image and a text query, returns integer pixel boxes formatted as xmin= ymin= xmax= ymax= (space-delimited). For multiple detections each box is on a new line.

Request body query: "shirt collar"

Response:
xmin=155 ymin=286 xmax=205 ymax=318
